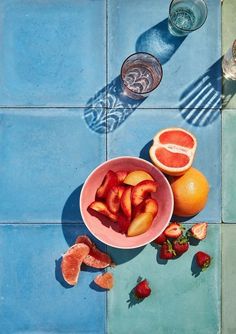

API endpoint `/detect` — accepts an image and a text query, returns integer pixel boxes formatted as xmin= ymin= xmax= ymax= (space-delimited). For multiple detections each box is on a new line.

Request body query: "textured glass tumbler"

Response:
xmin=168 ymin=0 xmax=208 ymax=37
xmin=121 ymin=52 xmax=163 ymax=100
xmin=222 ymin=40 xmax=236 ymax=80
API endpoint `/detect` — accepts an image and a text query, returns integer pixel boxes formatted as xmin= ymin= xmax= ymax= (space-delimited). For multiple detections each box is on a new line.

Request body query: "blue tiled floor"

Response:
xmin=0 ymin=224 xmax=106 ymax=334
xmin=0 ymin=0 xmax=223 ymax=333
xmin=0 ymin=0 xmax=106 ymax=107
xmin=107 ymin=108 xmax=221 ymax=223
xmin=0 ymin=109 xmax=106 ymax=223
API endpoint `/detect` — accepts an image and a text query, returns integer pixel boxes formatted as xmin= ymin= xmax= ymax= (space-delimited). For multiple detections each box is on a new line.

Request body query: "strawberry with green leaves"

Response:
xmin=164 ymin=222 xmax=184 ymax=239
xmin=134 ymin=279 xmax=151 ymax=299
xmin=160 ymin=240 xmax=176 ymax=259
xmin=153 ymin=232 xmax=167 ymax=245
xmin=196 ymin=251 xmax=211 ymax=270
xmin=189 ymin=222 xmax=208 ymax=240
xmin=173 ymin=235 xmax=189 ymax=256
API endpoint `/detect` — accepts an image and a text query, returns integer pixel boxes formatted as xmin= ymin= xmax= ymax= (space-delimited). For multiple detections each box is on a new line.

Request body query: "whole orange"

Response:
xmin=169 ymin=167 xmax=209 ymax=217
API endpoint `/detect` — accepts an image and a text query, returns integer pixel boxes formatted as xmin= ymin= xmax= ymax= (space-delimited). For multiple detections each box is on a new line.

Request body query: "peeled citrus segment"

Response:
xmin=75 ymin=235 xmax=112 ymax=268
xmin=149 ymin=128 xmax=197 ymax=176
xmin=94 ymin=272 xmax=114 ymax=290
xmin=61 ymin=243 xmax=90 ymax=286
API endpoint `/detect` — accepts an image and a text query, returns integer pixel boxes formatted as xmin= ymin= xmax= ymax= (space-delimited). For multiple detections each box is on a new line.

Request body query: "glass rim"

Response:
xmin=232 ymin=39 xmax=236 ymax=62
xmin=120 ymin=52 xmax=163 ymax=95
xmin=168 ymin=0 xmax=208 ymax=33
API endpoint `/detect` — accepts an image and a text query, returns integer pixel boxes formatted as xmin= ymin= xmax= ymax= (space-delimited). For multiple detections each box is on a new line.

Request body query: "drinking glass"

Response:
xmin=168 ymin=0 xmax=208 ymax=37
xmin=121 ymin=52 xmax=163 ymax=100
xmin=222 ymin=40 xmax=236 ymax=80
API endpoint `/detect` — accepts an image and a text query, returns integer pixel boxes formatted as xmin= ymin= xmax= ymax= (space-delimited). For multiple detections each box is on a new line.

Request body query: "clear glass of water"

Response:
xmin=222 ymin=40 xmax=236 ymax=80
xmin=168 ymin=0 xmax=208 ymax=37
xmin=121 ymin=52 xmax=163 ymax=100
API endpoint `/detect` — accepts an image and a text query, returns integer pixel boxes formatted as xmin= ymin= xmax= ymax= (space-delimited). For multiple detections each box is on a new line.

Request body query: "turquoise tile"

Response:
xmin=107 ymin=0 xmax=221 ymax=109
xmin=107 ymin=109 xmax=221 ymax=223
xmin=222 ymin=1 xmax=236 ymax=109
xmin=0 ymin=224 xmax=106 ymax=333
xmin=222 ymin=110 xmax=236 ymax=223
xmin=222 ymin=224 xmax=236 ymax=334
xmin=0 ymin=109 xmax=105 ymax=223
xmin=107 ymin=224 xmax=221 ymax=334
xmin=0 ymin=0 xmax=106 ymax=107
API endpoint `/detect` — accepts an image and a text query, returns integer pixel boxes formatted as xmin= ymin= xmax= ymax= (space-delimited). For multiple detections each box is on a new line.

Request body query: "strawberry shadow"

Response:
xmin=55 ymin=257 xmax=74 ymax=289
xmin=127 ymin=288 xmax=143 ymax=308
xmin=150 ymin=242 xmax=168 ymax=265
xmin=191 ymin=254 xmax=202 ymax=277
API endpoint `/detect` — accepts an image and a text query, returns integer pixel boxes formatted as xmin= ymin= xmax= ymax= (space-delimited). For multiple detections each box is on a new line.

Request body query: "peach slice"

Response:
xmin=144 ymin=198 xmax=158 ymax=218
xmin=88 ymin=201 xmax=117 ymax=222
xmin=116 ymin=170 xmax=128 ymax=184
xmin=120 ymin=187 xmax=132 ymax=218
xmin=117 ymin=185 xmax=126 ymax=200
xmin=123 ymin=170 xmax=154 ymax=186
xmin=131 ymin=180 xmax=158 ymax=206
xmin=106 ymin=186 xmax=121 ymax=214
xmin=127 ymin=212 xmax=154 ymax=237
xmin=96 ymin=170 xmax=118 ymax=199
xmin=117 ymin=212 xmax=131 ymax=234
xmin=133 ymin=198 xmax=158 ymax=218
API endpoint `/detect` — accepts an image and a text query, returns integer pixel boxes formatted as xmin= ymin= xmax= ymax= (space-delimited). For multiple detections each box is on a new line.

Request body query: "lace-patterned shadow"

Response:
xmin=179 ymin=59 xmax=222 ymax=127
xmin=222 ymin=76 xmax=236 ymax=109
xmin=84 ymin=76 xmax=146 ymax=134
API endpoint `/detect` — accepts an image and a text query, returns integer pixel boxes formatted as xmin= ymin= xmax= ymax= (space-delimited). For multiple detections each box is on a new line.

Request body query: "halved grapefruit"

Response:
xmin=149 ymin=128 xmax=197 ymax=176
xmin=75 ymin=235 xmax=112 ymax=268
xmin=94 ymin=272 xmax=114 ymax=290
xmin=61 ymin=243 xmax=90 ymax=286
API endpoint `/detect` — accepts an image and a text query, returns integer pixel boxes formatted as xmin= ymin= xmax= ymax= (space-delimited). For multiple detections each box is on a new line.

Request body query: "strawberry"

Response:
xmin=173 ymin=235 xmax=189 ymax=256
xmin=164 ymin=222 xmax=184 ymax=239
xmin=196 ymin=251 xmax=211 ymax=270
xmin=153 ymin=232 xmax=167 ymax=245
xmin=190 ymin=222 xmax=208 ymax=240
xmin=159 ymin=240 xmax=176 ymax=259
xmin=134 ymin=279 xmax=151 ymax=299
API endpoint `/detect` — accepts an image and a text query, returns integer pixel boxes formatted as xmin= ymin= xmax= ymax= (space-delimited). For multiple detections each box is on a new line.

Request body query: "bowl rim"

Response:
xmin=80 ymin=156 xmax=174 ymax=249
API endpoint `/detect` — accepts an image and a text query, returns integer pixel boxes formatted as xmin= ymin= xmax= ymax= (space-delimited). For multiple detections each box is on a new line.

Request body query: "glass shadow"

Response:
xmin=84 ymin=18 xmax=187 ymax=134
xmin=179 ymin=58 xmax=222 ymax=127
xmin=135 ymin=18 xmax=186 ymax=65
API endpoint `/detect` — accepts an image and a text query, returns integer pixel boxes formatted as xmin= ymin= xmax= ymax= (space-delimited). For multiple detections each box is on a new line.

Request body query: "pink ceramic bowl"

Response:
xmin=80 ymin=156 xmax=174 ymax=249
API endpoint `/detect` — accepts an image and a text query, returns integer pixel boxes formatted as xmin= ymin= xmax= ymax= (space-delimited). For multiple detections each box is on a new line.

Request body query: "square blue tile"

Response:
xmin=107 ymin=0 xmax=221 ymax=109
xmin=107 ymin=108 xmax=221 ymax=222
xmin=0 ymin=0 xmax=106 ymax=107
xmin=107 ymin=224 xmax=221 ymax=334
xmin=0 ymin=224 xmax=106 ymax=334
xmin=0 ymin=108 xmax=106 ymax=223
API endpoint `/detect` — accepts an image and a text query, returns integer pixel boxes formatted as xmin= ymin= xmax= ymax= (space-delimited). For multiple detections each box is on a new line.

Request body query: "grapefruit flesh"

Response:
xmin=61 ymin=243 xmax=90 ymax=286
xmin=94 ymin=272 xmax=114 ymax=290
xmin=75 ymin=235 xmax=112 ymax=268
xmin=149 ymin=128 xmax=197 ymax=176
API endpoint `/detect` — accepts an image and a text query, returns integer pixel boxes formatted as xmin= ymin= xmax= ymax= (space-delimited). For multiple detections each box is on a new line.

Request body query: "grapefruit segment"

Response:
xmin=61 ymin=243 xmax=90 ymax=286
xmin=149 ymin=128 xmax=197 ymax=176
xmin=94 ymin=272 xmax=114 ymax=290
xmin=75 ymin=235 xmax=113 ymax=268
